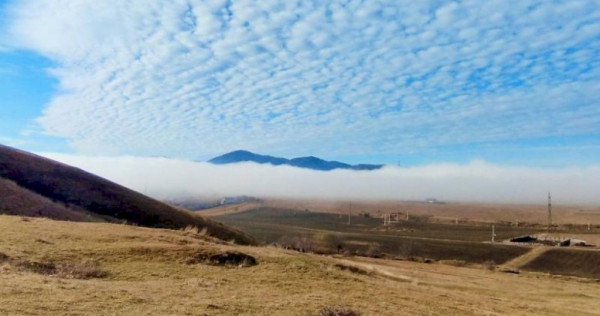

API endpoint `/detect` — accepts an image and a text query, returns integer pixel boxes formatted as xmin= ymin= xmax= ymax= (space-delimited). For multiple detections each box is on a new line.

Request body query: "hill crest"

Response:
xmin=208 ymin=150 xmax=383 ymax=171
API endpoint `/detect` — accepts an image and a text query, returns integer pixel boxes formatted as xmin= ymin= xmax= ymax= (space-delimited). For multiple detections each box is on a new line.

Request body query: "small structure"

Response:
xmin=510 ymin=235 xmax=538 ymax=243
xmin=559 ymin=239 xmax=589 ymax=247
xmin=383 ymin=212 xmax=405 ymax=225
xmin=510 ymin=235 xmax=591 ymax=247
xmin=425 ymin=198 xmax=445 ymax=204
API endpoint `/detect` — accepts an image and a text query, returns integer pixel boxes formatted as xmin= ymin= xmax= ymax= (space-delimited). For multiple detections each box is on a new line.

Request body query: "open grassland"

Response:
xmin=1 ymin=215 xmax=600 ymax=315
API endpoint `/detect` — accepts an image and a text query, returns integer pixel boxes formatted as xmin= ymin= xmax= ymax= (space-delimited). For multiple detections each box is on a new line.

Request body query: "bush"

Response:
xmin=365 ymin=243 xmax=383 ymax=258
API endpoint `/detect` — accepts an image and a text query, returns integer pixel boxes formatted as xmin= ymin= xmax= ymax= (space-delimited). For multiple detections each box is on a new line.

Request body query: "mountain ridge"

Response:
xmin=208 ymin=150 xmax=383 ymax=171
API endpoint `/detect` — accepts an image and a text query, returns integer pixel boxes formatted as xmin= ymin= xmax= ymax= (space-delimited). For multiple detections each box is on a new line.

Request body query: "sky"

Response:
xmin=0 ymin=1 xmax=600 ymax=203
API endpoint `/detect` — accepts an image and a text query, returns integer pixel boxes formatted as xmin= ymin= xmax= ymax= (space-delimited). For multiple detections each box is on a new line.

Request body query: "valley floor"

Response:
xmin=1 ymin=215 xmax=599 ymax=315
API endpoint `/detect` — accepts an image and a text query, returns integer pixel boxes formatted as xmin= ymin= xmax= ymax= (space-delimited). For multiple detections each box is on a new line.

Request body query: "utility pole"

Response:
xmin=547 ymin=192 xmax=552 ymax=231
xmin=347 ymin=202 xmax=351 ymax=225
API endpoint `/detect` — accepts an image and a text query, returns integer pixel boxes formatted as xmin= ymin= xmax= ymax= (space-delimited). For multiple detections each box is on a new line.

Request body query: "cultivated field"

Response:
xmin=261 ymin=198 xmax=600 ymax=226
xmin=213 ymin=203 xmax=600 ymax=279
xmin=1 ymin=215 xmax=600 ymax=315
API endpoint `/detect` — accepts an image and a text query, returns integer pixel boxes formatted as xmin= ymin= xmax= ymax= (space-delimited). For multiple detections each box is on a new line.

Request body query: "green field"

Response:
xmin=215 ymin=207 xmax=533 ymax=264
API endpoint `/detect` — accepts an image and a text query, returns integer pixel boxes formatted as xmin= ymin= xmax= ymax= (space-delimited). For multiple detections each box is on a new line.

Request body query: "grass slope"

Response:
xmin=1 ymin=215 xmax=599 ymax=315
xmin=0 ymin=177 xmax=105 ymax=222
xmin=0 ymin=144 xmax=253 ymax=245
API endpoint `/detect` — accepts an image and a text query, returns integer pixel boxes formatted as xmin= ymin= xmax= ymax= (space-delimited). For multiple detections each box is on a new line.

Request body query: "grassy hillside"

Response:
xmin=0 ymin=144 xmax=253 ymax=245
xmin=0 ymin=177 xmax=105 ymax=222
xmin=1 ymin=215 xmax=599 ymax=315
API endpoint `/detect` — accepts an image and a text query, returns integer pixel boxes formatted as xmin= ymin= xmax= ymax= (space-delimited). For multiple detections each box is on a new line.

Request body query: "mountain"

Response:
xmin=208 ymin=150 xmax=288 ymax=165
xmin=0 ymin=144 xmax=253 ymax=245
xmin=208 ymin=150 xmax=383 ymax=171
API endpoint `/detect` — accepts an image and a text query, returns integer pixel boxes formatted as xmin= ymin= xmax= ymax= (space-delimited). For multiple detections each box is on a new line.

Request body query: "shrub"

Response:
xmin=365 ymin=243 xmax=383 ymax=258
xmin=318 ymin=306 xmax=360 ymax=316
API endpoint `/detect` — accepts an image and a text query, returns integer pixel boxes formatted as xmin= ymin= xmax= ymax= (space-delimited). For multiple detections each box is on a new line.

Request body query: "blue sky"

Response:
xmin=1 ymin=0 xmax=599 ymax=167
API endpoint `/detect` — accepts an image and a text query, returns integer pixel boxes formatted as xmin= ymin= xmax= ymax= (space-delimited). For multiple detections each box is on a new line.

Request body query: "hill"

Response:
xmin=0 ymin=177 xmax=104 ymax=222
xmin=1 ymin=215 xmax=599 ymax=315
xmin=0 ymin=144 xmax=253 ymax=245
xmin=208 ymin=150 xmax=383 ymax=171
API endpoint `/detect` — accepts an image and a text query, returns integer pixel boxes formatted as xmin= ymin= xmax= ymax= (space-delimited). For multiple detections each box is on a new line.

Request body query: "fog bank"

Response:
xmin=40 ymin=153 xmax=600 ymax=205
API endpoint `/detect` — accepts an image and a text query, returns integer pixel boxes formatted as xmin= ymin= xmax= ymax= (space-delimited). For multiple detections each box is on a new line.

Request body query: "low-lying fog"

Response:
xmin=41 ymin=153 xmax=600 ymax=205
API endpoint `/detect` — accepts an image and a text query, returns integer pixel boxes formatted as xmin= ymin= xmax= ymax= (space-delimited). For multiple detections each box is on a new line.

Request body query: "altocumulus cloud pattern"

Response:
xmin=4 ymin=0 xmax=600 ymax=157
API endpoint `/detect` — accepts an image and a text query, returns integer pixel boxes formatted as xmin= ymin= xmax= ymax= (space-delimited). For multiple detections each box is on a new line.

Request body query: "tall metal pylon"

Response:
xmin=547 ymin=192 xmax=552 ymax=230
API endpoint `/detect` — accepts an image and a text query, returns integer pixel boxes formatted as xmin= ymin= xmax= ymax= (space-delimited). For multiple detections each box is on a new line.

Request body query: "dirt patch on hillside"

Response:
xmin=334 ymin=263 xmax=371 ymax=275
xmin=185 ymin=250 xmax=257 ymax=267
xmin=9 ymin=257 xmax=108 ymax=279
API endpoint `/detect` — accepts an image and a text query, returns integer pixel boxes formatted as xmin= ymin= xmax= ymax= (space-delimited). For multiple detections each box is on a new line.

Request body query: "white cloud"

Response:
xmin=3 ymin=0 xmax=600 ymax=159
xmin=40 ymin=153 xmax=600 ymax=205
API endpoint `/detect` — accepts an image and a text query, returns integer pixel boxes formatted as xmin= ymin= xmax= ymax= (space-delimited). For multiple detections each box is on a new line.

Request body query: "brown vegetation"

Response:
xmin=1 ymin=215 xmax=600 ymax=315
xmin=0 ymin=144 xmax=253 ymax=244
xmin=0 ymin=177 xmax=104 ymax=222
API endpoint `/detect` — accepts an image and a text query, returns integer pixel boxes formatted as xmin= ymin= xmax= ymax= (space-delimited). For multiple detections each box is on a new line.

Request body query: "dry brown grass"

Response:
xmin=1 ymin=215 xmax=600 ymax=315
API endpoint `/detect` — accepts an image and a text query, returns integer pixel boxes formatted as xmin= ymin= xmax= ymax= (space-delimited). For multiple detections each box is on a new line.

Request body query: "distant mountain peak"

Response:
xmin=208 ymin=150 xmax=383 ymax=171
